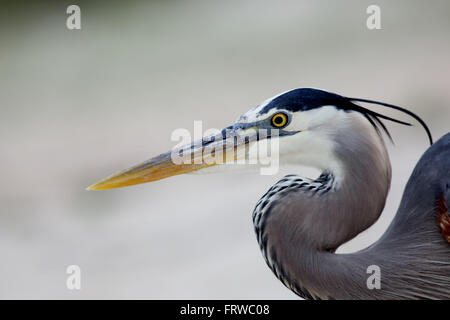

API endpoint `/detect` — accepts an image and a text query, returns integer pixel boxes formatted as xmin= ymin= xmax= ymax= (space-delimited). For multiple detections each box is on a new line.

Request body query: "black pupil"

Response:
xmin=274 ymin=115 xmax=284 ymax=125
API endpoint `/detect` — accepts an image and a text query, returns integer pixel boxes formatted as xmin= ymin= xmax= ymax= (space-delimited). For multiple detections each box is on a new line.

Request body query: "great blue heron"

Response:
xmin=88 ymin=88 xmax=450 ymax=299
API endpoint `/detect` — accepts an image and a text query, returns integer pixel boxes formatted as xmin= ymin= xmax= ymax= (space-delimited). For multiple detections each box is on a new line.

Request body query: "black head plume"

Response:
xmin=345 ymin=96 xmax=433 ymax=145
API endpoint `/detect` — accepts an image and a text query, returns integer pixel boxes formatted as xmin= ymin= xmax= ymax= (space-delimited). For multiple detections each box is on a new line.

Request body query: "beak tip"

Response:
xmin=86 ymin=184 xmax=98 ymax=191
xmin=86 ymin=181 xmax=109 ymax=191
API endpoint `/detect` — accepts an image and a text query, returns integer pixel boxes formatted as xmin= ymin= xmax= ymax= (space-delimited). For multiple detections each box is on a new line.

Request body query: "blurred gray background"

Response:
xmin=0 ymin=0 xmax=449 ymax=299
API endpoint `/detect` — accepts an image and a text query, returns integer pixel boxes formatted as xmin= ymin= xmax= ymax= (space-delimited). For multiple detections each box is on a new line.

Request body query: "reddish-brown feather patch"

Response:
xmin=437 ymin=195 xmax=450 ymax=244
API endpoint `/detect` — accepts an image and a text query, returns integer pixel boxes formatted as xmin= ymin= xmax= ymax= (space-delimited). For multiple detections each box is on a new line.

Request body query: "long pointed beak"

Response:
xmin=87 ymin=125 xmax=259 ymax=190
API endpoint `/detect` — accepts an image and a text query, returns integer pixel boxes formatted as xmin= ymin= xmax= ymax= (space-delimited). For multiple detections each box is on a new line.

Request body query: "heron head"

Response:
xmin=87 ymin=88 xmax=431 ymax=190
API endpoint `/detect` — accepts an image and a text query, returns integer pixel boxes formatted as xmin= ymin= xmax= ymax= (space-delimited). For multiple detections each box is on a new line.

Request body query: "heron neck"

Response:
xmin=254 ymin=118 xmax=392 ymax=298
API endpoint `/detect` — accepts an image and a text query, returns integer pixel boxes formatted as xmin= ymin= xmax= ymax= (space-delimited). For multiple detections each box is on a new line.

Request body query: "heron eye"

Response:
xmin=271 ymin=112 xmax=288 ymax=128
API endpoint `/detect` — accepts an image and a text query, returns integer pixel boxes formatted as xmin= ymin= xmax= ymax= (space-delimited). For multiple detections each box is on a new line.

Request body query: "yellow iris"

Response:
xmin=271 ymin=112 xmax=288 ymax=128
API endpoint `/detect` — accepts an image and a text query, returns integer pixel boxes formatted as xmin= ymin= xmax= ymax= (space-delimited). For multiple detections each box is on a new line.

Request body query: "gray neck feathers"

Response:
xmin=253 ymin=113 xmax=393 ymax=299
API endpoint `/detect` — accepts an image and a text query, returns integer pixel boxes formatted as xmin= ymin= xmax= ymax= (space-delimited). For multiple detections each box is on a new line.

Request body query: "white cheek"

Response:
xmin=286 ymin=106 xmax=342 ymax=132
xmin=278 ymin=106 xmax=347 ymax=174
xmin=240 ymin=106 xmax=347 ymax=175
xmin=277 ymin=131 xmax=344 ymax=183
xmin=246 ymin=130 xmax=338 ymax=169
xmin=278 ymin=132 xmax=336 ymax=167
